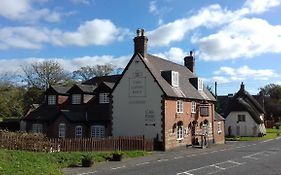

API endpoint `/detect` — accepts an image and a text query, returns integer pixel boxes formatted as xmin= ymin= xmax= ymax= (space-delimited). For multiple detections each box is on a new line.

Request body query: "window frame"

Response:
xmin=217 ymin=122 xmax=222 ymax=133
xmin=58 ymin=123 xmax=66 ymax=138
xmin=72 ymin=94 xmax=82 ymax=104
xmin=176 ymin=100 xmax=184 ymax=114
xmin=172 ymin=71 xmax=179 ymax=87
xmin=99 ymin=93 xmax=109 ymax=104
xmin=198 ymin=78 xmax=203 ymax=90
xmin=75 ymin=125 xmax=83 ymax=138
xmin=91 ymin=125 xmax=105 ymax=138
xmin=32 ymin=123 xmax=43 ymax=134
xmin=48 ymin=95 xmax=56 ymax=105
xmin=238 ymin=114 xmax=246 ymax=122
xmin=191 ymin=101 xmax=196 ymax=114
xmin=177 ymin=125 xmax=183 ymax=140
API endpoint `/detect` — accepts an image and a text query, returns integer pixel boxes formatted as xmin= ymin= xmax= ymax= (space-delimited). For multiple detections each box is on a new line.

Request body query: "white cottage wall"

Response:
xmin=225 ymin=111 xmax=262 ymax=136
xmin=112 ymin=55 xmax=164 ymax=140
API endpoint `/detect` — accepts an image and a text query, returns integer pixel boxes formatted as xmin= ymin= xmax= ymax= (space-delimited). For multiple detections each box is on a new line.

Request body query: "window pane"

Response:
xmin=59 ymin=123 xmax=65 ymax=138
xmin=72 ymin=94 xmax=81 ymax=104
xmin=99 ymin=93 xmax=109 ymax=104
xmin=75 ymin=125 xmax=82 ymax=138
xmin=191 ymin=101 xmax=196 ymax=113
xmin=91 ymin=125 xmax=105 ymax=138
xmin=48 ymin=95 xmax=56 ymax=105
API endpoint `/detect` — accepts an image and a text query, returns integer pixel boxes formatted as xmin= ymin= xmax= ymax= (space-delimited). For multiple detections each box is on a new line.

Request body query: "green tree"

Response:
xmin=259 ymin=84 xmax=281 ymax=121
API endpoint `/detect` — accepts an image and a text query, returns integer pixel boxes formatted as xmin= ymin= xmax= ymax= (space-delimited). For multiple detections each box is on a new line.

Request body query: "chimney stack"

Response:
xmin=240 ymin=82 xmax=245 ymax=91
xmin=133 ymin=28 xmax=148 ymax=58
xmin=184 ymin=51 xmax=195 ymax=73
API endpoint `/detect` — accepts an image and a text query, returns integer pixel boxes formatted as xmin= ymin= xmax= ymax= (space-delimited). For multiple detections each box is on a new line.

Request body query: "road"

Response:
xmin=67 ymin=137 xmax=281 ymax=175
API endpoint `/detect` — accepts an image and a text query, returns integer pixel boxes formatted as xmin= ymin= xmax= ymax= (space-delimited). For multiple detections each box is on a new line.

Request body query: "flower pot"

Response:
xmin=112 ymin=153 xmax=123 ymax=161
xmin=81 ymin=157 xmax=93 ymax=167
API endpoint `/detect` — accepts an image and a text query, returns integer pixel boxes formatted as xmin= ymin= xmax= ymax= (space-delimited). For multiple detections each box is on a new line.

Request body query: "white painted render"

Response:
xmin=112 ymin=55 xmax=164 ymax=140
xmin=225 ymin=111 xmax=266 ymax=136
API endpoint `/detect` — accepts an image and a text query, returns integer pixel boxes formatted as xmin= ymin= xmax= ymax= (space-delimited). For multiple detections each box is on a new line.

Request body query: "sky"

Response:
xmin=0 ymin=0 xmax=280 ymax=95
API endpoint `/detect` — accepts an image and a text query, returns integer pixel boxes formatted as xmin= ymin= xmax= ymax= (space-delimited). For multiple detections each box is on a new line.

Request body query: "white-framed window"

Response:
xmin=75 ymin=125 xmax=83 ymax=138
xmin=218 ymin=122 xmax=222 ymax=133
xmin=72 ymin=94 xmax=81 ymax=104
xmin=176 ymin=100 xmax=183 ymax=113
xmin=177 ymin=125 xmax=183 ymax=140
xmin=58 ymin=123 xmax=66 ymax=138
xmin=172 ymin=71 xmax=179 ymax=87
xmin=99 ymin=93 xmax=109 ymax=104
xmin=48 ymin=95 xmax=56 ymax=105
xmin=238 ymin=115 xmax=246 ymax=122
xmin=32 ymin=123 xmax=43 ymax=133
xmin=91 ymin=125 xmax=105 ymax=138
xmin=191 ymin=101 xmax=196 ymax=113
xmin=198 ymin=78 xmax=203 ymax=90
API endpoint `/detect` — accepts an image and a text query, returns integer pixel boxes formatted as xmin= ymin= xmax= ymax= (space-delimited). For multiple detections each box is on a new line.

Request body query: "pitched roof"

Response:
xmin=82 ymin=75 xmax=121 ymax=86
xmin=142 ymin=54 xmax=216 ymax=101
xmin=51 ymin=86 xmax=70 ymax=94
xmin=23 ymin=104 xmax=61 ymax=121
xmin=215 ymin=112 xmax=225 ymax=121
xmin=76 ymin=84 xmax=96 ymax=93
xmin=220 ymin=83 xmax=265 ymax=124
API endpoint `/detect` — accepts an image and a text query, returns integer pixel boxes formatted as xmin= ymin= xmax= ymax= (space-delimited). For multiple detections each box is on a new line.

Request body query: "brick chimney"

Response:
xmin=133 ymin=28 xmax=148 ymax=58
xmin=184 ymin=51 xmax=195 ymax=73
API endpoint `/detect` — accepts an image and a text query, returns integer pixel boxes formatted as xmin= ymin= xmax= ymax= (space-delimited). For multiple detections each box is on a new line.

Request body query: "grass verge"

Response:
xmin=0 ymin=149 xmax=150 ymax=175
xmin=226 ymin=128 xmax=281 ymax=141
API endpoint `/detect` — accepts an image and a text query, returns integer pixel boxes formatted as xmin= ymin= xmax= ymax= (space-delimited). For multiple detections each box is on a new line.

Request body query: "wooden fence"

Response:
xmin=0 ymin=131 xmax=154 ymax=152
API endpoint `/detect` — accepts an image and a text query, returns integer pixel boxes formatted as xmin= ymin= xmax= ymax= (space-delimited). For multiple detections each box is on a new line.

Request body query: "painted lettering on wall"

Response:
xmin=129 ymin=77 xmax=146 ymax=97
xmin=145 ymin=109 xmax=155 ymax=126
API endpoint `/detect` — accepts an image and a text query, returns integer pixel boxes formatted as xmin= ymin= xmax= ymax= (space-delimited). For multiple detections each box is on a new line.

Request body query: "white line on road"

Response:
xmin=174 ymin=156 xmax=184 ymax=159
xmin=262 ymin=139 xmax=273 ymax=143
xmin=111 ymin=165 xmax=126 ymax=170
xmin=157 ymin=159 xmax=169 ymax=162
xmin=77 ymin=171 xmax=97 ymax=175
xmin=136 ymin=162 xmax=150 ymax=166
xmin=211 ymin=164 xmax=226 ymax=170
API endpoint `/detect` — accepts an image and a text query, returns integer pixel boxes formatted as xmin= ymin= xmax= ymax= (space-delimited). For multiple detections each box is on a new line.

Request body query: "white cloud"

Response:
xmin=0 ymin=19 xmax=129 ymax=49
xmin=70 ymin=0 xmax=91 ymax=5
xmin=0 ymin=55 xmax=130 ymax=74
xmin=149 ymin=1 xmax=158 ymax=14
xmin=61 ymin=19 xmax=129 ymax=46
xmin=154 ymin=47 xmax=187 ymax=63
xmin=0 ymin=0 xmax=61 ymax=23
xmin=193 ymin=18 xmax=281 ymax=61
xmin=147 ymin=0 xmax=281 ymax=47
xmin=212 ymin=66 xmax=279 ymax=84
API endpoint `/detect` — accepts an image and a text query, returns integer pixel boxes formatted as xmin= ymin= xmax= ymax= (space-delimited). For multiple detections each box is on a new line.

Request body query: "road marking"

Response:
xmin=174 ymin=156 xmax=184 ymax=159
xmin=136 ymin=161 xmax=150 ymax=166
xmin=262 ymin=139 xmax=273 ymax=143
xmin=228 ymin=160 xmax=245 ymax=165
xmin=211 ymin=164 xmax=226 ymax=170
xmin=77 ymin=171 xmax=97 ymax=175
xmin=111 ymin=165 xmax=126 ymax=170
xmin=177 ymin=172 xmax=194 ymax=175
xmin=157 ymin=159 xmax=169 ymax=162
xmin=210 ymin=150 xmax=218 ymax=153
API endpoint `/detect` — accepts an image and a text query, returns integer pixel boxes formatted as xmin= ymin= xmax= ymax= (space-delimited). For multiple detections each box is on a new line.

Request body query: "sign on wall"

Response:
xmin=145 ymin=109 xmax=155 ymax=126
xmin=129 ymin=77 xmax=146 ymax=97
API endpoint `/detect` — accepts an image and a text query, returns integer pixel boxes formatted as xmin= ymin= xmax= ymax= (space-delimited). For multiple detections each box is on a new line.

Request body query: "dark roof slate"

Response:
xmin=143 ymin=54 xmax=216 ymax=101
xmin=52 ymin=86 xmax=70 ymax=94
xmin=82 ymin=75 xmax=121 ymax=86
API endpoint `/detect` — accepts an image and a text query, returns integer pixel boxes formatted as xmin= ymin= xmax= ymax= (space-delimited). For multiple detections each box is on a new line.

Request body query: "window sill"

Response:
xmin=177 ymin=138 xmax=183 ymax=141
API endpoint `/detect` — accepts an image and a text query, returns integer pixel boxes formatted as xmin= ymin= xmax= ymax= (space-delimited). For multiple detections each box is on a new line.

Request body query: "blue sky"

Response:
xmin=0 ymin=0 xmax=280 ymax=95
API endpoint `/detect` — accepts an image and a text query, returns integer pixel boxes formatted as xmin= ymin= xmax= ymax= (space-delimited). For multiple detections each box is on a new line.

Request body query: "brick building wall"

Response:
xmin=164 ymin=99 xmax=215 ymax=150
xmin=213 ymin=121 xmax=225 ymax=144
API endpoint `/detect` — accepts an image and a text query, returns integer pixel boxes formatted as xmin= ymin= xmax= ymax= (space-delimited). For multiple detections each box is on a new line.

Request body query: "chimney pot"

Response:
xmin=133 ymin=28 xmax=148 ymax=57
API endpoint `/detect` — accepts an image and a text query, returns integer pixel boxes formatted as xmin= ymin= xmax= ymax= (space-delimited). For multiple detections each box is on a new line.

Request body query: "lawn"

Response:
xmin=0 ymin=149 xmax=150 ymax=175
xmin=226 ymin=128 xmax=281 ymax=141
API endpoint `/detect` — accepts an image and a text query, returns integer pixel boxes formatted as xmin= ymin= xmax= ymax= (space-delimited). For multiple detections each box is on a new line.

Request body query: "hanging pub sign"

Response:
xmin=200 ymin=104 xmax=209 ymax=116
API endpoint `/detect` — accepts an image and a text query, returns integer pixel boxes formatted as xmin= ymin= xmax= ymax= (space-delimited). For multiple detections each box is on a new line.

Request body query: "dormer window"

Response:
xmin=198 ymin=78 xmax=203 ymax=91
xmin=48 ymin=95 xmax=56 ymax=105
xmin=99 ymin=93 xmax=109 ymax=104
xmin=172 ymin=71 xmax=179 ymax=87
xmin=72 ymin=94 xmax=81 ymax=104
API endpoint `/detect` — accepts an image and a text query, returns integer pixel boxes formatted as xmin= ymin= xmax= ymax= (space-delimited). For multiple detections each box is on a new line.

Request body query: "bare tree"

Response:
xmin=21 ymin=60 xmax=71 ymax=90
xmin=73 ymin=64 xmax=116 ymax=81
